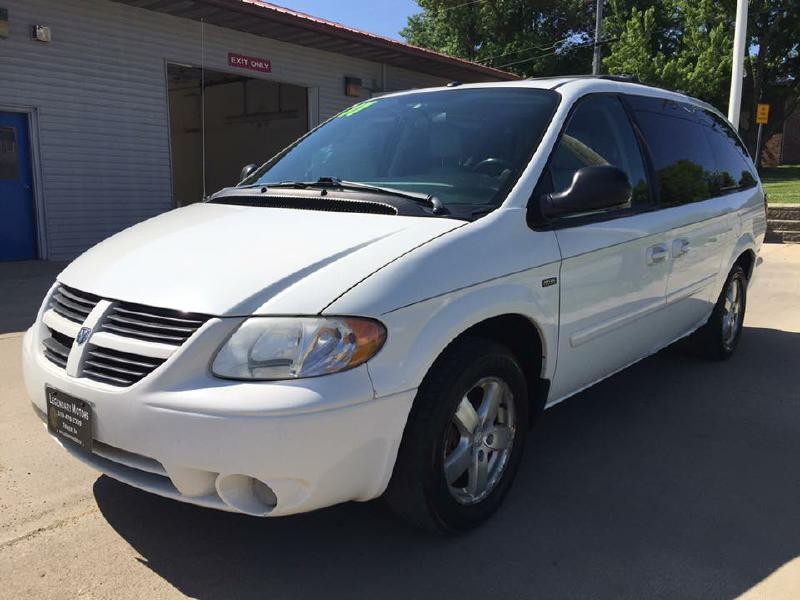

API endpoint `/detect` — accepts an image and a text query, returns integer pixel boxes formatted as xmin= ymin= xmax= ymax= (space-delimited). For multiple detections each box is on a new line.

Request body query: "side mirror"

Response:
xmin=239 ymin=163 xmax=258 ymax=182
xmin=541 ymin=165 xmax=632 ymax=218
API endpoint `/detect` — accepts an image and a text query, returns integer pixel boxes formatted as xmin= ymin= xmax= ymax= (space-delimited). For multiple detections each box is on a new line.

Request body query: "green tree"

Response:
xmin=404 ymin=0 xmax=800 ymax=155
xmin=603 ymin=1 xmax=733 ymax=109
xmin=658 ymin=159 xmax=712 ymax=203
xmin=604 ymin=0 xmax=800 ymax=152
xmin=401 ymin=0 xmax=595 ymax=77
xmin=741 ymin=1 xmax=800 ymax=154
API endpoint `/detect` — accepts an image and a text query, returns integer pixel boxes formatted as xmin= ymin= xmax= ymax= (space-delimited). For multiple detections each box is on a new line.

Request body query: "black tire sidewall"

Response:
xmin=417 ymin=341 xmax=529 ymax=532
xmin=713 ymin=265 xmax=747 ymax=358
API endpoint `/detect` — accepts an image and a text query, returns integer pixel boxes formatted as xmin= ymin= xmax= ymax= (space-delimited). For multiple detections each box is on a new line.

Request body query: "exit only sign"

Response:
xmin=228 ymin=52 xmax=272 ymax=74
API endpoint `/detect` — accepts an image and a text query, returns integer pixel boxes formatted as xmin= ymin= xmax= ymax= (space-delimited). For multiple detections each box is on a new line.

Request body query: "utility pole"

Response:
xmin=592 ymin=0 xmax=604 ymax=75
xmin=727 ymin=0 xmax=748 ymax=129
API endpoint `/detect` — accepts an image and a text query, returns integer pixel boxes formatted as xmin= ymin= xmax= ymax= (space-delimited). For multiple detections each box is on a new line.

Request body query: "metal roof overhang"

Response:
xmin=110 ymin=0 xmax=518 ymax=83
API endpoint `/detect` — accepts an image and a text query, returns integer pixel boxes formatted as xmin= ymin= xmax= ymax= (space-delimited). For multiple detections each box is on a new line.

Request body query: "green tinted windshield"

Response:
xmin=247 ymin=88 xmax=559 ymax=211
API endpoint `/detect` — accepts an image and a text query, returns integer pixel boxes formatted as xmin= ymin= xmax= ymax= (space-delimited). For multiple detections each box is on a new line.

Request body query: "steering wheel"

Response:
xmin=472 ymin=157 xmax=512 ymax=176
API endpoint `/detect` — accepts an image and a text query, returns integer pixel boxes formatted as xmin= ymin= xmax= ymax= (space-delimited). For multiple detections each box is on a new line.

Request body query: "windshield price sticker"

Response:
xmin=338 ymin=100 xmax=378 ymax=118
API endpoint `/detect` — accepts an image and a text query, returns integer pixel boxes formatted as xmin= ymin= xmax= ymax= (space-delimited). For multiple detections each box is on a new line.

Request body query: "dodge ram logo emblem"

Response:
xmin=76 ymin=327 xmax=92 ymax=345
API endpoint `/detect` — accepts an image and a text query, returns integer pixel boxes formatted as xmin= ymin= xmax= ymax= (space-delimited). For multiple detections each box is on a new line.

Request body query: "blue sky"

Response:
xmin=274 ymin=1 xmax=420 ymax=41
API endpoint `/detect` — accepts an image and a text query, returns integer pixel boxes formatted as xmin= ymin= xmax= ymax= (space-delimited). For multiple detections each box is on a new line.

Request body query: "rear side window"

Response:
xmin=549 ymin=94 xmax=650 ymax=208
xmin=628 ymin=96 xmax=718 ymax=205
xmin=702 ymin=110 xmax=758 ymax=192
xmin=628 ymin=96 xmax=758 ymax=205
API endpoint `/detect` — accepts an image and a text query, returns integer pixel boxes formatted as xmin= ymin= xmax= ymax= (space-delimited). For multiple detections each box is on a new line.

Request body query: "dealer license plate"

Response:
xmin=46 ymin=386 xmax=93 ymax=454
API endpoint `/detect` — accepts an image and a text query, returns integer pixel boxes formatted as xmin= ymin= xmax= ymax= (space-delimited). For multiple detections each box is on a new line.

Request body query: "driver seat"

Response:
xmin=429 ymin=122 xmax=464 ymax=172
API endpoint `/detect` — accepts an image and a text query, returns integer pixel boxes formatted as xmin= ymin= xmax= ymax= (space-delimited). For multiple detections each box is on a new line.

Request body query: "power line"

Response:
xmin=479 ymin=34 xmax=582 ymax=65
xmin=487 ymin=3 xmax=763 ymax=71
xmin=425 ymin=0 xmax=778 ymax=72
xmin=434 ymin=0 xmax=487 ymax=13
xmin=495 ymin=37 xmax=615 ymax=69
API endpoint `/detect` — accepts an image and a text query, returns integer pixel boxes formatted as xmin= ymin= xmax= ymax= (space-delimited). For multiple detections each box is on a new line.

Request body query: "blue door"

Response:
xmin=0 ymin=112 xmax=37 ymax=260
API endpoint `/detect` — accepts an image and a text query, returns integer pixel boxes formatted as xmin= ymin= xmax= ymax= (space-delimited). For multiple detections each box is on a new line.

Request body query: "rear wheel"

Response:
xmin=689 ymin=264 xmax=747 ymax=360
xmin=384 ymin=337 xmax=529 ymax=533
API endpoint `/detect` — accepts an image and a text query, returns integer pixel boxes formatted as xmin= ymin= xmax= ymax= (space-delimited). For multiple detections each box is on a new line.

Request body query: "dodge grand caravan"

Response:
xmin=23 ymin=76 xmax=766 ymax=532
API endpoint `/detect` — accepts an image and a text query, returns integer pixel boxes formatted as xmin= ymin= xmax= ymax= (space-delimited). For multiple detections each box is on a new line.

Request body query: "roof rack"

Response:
xmin=523 ymin=73 xmax=701 ymax=102
xmin=525 ymin=73 xmax=641 ymax=84
xmin=596 ymin=74 xmax=640 ymax=83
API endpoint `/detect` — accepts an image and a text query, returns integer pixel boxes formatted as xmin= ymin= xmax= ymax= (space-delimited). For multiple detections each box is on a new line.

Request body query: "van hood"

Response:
xmin=58 ymin=203 xmax=465 ymax=316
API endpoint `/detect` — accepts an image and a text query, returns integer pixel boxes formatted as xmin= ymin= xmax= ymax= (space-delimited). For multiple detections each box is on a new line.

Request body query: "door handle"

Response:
xmin=672 ymin=238 xmax=690 ymax=258
xmin=646 ymin=244 xmax=669 ymax=265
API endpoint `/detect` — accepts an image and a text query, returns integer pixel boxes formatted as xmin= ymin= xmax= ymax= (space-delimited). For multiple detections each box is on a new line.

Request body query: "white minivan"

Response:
xmin=23 ymin=76 xmax=766 ymax=532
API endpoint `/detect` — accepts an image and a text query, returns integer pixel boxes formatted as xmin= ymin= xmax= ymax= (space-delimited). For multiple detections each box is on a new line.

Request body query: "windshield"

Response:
xmin=244 ymin=88 xmax=559 ymax=212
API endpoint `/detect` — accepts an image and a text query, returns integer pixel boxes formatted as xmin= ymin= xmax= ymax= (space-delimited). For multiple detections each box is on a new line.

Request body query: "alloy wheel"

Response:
xmin=442 ymin=376 xmax=516 ymax=505
xmin=721 ymin=277 xmax=743 ymax=349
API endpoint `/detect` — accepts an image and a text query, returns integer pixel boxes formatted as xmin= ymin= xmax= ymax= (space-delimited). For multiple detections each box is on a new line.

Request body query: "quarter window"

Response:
xmin=549 ymin=95 xmax=650 ymax=209
xmin=702 ymin=110 xmax=758 ymax=192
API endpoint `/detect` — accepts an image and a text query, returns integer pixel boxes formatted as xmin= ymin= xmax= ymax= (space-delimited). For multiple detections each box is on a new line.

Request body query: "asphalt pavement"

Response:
xmin=1 ymin=244 xmax=799 ymax=600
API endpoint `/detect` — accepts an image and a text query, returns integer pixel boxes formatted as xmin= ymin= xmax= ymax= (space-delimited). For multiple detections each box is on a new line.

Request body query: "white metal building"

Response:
xmin=0 ymin=0 xmax=512 ymax=261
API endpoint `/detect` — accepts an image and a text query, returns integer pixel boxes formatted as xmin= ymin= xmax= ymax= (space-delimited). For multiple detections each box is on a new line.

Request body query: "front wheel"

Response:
xmin=384 ymin=337 xmax=529 ymax=533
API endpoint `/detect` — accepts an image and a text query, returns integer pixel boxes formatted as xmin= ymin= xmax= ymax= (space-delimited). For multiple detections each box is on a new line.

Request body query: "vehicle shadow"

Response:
xmin=94 ymin=326 xmax=800 ymax=600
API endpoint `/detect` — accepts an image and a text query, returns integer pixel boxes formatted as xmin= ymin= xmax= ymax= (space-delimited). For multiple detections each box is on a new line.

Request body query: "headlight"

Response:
xmin=211 ymin=317 xmax=387 ymax=380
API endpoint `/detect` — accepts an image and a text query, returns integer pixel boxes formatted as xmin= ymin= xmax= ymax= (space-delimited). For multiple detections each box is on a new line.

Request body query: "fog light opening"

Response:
xmin=252 ymin=478 xmax=278 ymax=508
xmin=215 ymin=474 xmax=277 ymax=516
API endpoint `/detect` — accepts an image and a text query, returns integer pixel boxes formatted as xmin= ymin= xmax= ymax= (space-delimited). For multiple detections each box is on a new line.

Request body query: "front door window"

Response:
xmin=549 ymin=95 xmax=650 ymax=212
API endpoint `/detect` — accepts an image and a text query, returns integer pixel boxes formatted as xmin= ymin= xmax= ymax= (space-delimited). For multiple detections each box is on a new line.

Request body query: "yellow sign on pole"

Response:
xmin=756 ymin=103 xmax=770 ymax=125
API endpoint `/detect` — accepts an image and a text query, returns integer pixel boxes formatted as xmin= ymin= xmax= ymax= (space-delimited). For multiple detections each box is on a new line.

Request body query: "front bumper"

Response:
xmin=22 ymin=324 xmax=415 ymax=516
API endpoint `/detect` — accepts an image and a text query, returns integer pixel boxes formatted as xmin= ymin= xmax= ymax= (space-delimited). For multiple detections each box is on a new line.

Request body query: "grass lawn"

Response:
xmin=761 ymin=165 xmax=800 ymax=204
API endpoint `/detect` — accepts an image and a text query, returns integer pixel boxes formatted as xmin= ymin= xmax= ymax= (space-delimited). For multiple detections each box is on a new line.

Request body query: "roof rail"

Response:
xmin=595 ymin=74 xmax=641 ymax=83
xmin=525 ymin=73 xmax=641 ymax=84
xmin=526 ymin=73 xmax=701 ymax=102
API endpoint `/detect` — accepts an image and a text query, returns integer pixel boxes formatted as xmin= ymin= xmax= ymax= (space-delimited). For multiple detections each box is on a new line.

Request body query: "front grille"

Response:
xmin=42 ymin=285 xmax=212 ymax=387
xmin=51 ymin=285 xmax=100 ymax=323
xmin=104 ymin=301 xmax=209 ymax=346
xmin=83 ymin=345 xmax=166 ymax=387
xmin=43 ymin=328 xmax=73 ymax=368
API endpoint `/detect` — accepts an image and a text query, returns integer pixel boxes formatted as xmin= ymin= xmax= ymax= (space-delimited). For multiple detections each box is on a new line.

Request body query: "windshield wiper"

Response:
xmin=266 ymin=177 xmax=449 ymax=215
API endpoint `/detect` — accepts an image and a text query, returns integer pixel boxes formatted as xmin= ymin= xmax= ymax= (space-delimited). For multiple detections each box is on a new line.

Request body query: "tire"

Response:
xmin=384 ymin=337 xmax=529 ymax=534
xmin=689 ymin=264 xmax=748 ymax=360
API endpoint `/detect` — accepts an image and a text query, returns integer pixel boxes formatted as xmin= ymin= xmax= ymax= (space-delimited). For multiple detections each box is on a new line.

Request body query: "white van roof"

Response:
xmin=380 ymin=75 xmax=721 ymax=121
